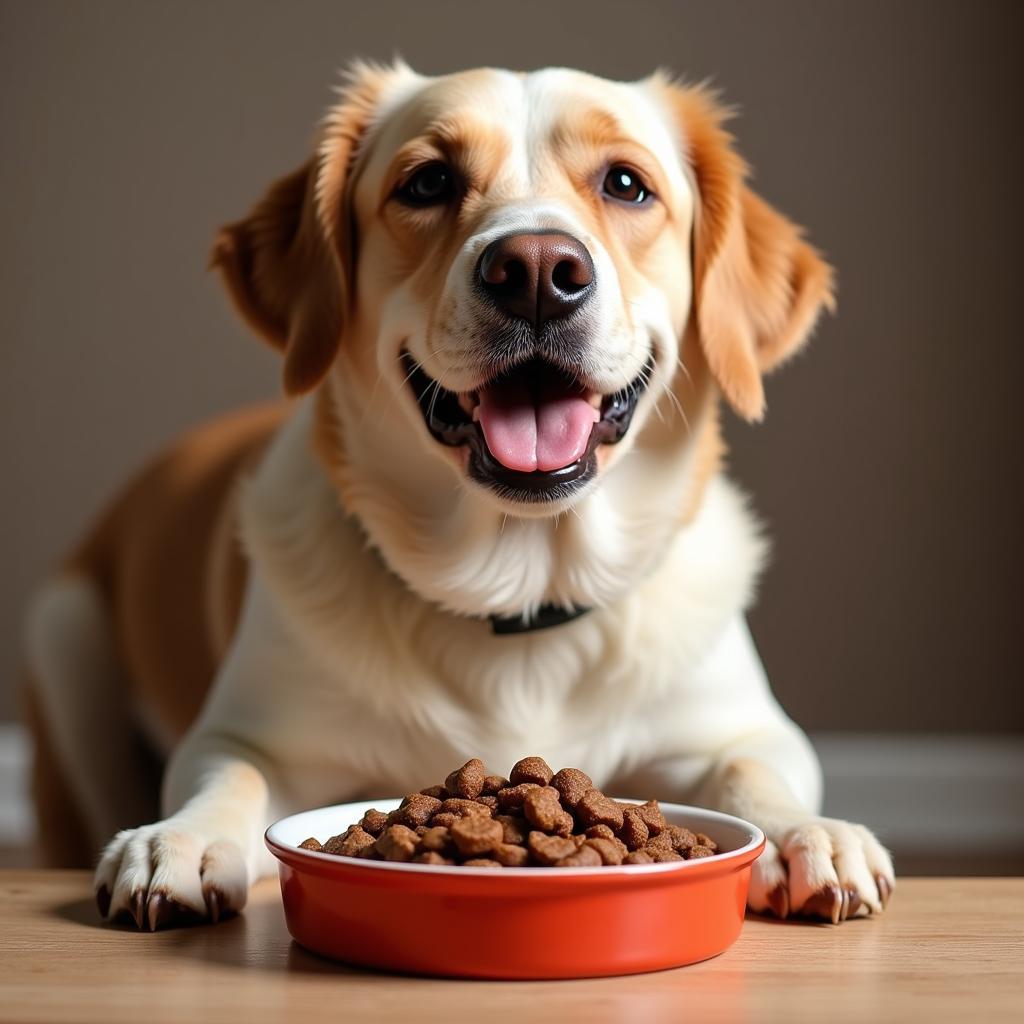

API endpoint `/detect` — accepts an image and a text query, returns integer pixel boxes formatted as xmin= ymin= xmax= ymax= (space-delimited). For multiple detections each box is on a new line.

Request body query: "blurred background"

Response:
xmin=1 ymin=0 xmax=1021 ymax=871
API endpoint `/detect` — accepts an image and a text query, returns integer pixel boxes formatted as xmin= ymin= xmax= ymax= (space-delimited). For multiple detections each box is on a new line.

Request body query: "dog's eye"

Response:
xmin=397 ymin=162 xmax=456 ymax=207
xmin=603 ymin=166 xmax=650 ymax=204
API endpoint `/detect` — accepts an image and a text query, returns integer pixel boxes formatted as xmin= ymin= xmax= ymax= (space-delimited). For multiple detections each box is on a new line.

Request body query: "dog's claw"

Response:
xmin=876 ymin=874 xmax=893 ymax=910
xmin=146 ymin=892 xmax=197 ymax=931
xmin=130 ymin=889 xmax=146 ymax=930
xmin=766 ymin=882 xmax=789 ymax=919
xmin=205 ymin=887 xmax=222 ymax=925
xmin=95 ymin=884 xmax=111 ymax=920
xmin=146 ymin=892 xmax=171 ymax=932
xmin=845 ymin=886 xmax=862 ymax=918
xmin=801 ymin=884 xmax=844 ymax=924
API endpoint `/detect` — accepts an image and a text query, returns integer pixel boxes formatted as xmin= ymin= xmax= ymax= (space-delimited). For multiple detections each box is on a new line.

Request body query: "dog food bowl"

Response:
xmin=266 ymin=799 xmax=764 ymax=979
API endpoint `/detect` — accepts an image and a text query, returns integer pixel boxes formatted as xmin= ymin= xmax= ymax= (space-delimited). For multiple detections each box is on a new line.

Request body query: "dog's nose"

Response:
xmin=477 ymin=231 xmax=595 ymax=326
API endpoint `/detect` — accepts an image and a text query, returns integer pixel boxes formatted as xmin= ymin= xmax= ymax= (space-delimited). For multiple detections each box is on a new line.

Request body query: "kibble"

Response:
xmin=303 ymin=756 xmax=720 ymax=868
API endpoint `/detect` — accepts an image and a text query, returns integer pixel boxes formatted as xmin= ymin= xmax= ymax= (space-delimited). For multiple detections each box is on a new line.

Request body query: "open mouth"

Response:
xmin=403 ymin=353 xmax=649 ymax=502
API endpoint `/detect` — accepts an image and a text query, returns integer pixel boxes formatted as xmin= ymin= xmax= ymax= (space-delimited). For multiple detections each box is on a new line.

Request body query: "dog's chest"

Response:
xmin=290 ymin=595 xmax=709 ymax=798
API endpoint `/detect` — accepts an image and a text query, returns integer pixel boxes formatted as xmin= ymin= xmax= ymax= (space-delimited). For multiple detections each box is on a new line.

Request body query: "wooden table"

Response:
xmin=1 ymin=872 xmax=1021 ymax=1022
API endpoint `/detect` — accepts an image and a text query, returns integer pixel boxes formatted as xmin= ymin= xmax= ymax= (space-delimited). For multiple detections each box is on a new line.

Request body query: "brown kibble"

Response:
xmin=322 ymin=825 xmax=376 ymax=858
xmin=645 ymin=831 xmax=675 ymax=852
xmin=496 ymin=814 xmax=530 ymax=845
xmin=648 ymin=847 xmax=684 ymax=863
xmin=482 ymin=775 xmax=508 ymax=795
xmin=523 ymin=786 xmax=564 ymax=832
xmin=576 ymin=788 xmax=625 ymax=831
xmin=585 ymin=837 xmax=624 ymax=865
xmin=413 ymin=851 xmax=454 ymax=865
xmin=450 ymin=816 xmax=504 ymax=857
xmin=688 ymin=845 xmax=716 ymax=859
xmin=550 ymin=767 xmax=593 ymax=809
xmin=418 ymin=826 xmax=454 ymax=855
xmin=509 ymin=756 xmax=554 ymax=787
xmin=496 ymin=783 xmax=541 ymax=811
xmin=624 ymin=849 xmax=655 ymax=865
xmin=619 ymin=809 xmax=651 ymax=850
xmin=557 ymin=845 xmax=602 ymax=867
xmin=553 ymin=810 xmax=575 ymax=837
xmin=527 ymin=831 xmax=577 ymax=866
xmin=440 ymin=798 xmax=492 ymax=819
xmin=396 ymin=793 xmax=443 ymax=828
xmin=666 ymin=825 xmax=697 ymax=852
xmin=445 ymin=758 xmax=487 ymax=799
xmin=493 ymin=843 xmax=531 ymax=867
xmin=634 ymin=800 xmax=666 ymax=835
xmin=359 ymin=809 xmax=389 ymax=837
xmin=310 ymin=757 xmax=721 ymax=872
xmin=373 ymin=825 xmax=418 ymax=862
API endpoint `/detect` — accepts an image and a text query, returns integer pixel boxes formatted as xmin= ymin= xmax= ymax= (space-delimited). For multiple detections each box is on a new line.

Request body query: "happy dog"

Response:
xmin=24 ymin=62 xmax=893 ymax=930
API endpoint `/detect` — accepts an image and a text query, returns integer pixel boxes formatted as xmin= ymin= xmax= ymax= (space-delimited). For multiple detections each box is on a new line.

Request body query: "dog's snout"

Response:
xmin=477 ymin=231 xmax=595 ymax=327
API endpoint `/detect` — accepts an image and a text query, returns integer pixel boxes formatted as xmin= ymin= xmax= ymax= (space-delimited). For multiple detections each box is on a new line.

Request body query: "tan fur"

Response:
xmin=657 ymin=81 xmax=836 ymax=420
xmin=61 ymin=404 xmax=285 ymax=744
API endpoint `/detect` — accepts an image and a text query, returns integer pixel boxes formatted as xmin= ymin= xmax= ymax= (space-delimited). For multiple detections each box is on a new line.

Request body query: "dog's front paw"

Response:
xmin=94 ymin=822 xmax=248 ymax=930
xmin=748 ymin=818 xmax=895 ymax=923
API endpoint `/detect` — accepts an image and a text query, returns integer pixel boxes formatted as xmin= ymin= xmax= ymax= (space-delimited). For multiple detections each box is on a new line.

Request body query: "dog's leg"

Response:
xmin=696 ymin=730 xmax=896 ymax=922
xmin=90 ymin=573 xmax=341 ymax=930
xmin=92 ymin=732 xmax=281 ymax=930
xmin=25 ymin=575 xmax=160 ymax=855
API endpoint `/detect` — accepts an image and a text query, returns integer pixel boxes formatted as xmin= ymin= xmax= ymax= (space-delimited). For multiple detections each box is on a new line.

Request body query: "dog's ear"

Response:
xmin=210 ymin=62 xmax=399 ymax=395
xmin=211 ymin=159 xmax=343 ymax=395
xmin=663 ymin=83 xmax=836 ymax=420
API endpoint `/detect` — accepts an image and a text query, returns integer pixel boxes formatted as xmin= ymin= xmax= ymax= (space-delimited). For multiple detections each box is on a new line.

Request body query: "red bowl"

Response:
xmin=266 ymin=799 xmax=764 ymax=979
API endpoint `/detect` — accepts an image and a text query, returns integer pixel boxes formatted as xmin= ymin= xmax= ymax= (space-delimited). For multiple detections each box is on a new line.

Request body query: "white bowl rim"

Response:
xmin=266 ymin=798 xmax=765 ymax=879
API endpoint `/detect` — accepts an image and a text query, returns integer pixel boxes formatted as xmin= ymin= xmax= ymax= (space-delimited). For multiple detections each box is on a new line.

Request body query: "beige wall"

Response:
xmin=2 ymin=0 xmax=1021 ymax=732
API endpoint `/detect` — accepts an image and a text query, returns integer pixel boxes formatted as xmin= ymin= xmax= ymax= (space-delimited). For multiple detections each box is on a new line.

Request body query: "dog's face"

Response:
xmin=346 ymin=68 xmax=695 ymax=511
xmin=214 ymin=63 xmax=834 ymax=611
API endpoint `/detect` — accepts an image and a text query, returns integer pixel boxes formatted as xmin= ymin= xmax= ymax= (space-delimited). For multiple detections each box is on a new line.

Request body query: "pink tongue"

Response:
xmin=477 ymin=372 xmax=599 ymax=473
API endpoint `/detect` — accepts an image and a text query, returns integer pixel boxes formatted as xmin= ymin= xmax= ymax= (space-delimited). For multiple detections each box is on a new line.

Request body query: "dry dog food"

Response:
xmin=299 ymin=757 xmax=719 ymax=868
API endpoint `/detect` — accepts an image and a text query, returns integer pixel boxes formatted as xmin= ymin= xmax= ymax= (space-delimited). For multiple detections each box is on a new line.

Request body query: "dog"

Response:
xmin=24 ymin=61 xmax=894 ymax=929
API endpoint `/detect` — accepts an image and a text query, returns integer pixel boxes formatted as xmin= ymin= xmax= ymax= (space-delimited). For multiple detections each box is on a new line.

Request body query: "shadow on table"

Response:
xmin=49 ymin=892 xmax=855 ymax=984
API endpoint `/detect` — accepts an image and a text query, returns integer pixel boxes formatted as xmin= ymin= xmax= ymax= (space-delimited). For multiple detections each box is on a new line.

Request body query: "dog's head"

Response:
xmin=213 ymin=63 xmax=833 ymax=614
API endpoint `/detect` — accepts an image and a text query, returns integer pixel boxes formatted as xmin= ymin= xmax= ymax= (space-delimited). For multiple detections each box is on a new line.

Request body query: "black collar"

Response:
xmin=489 ymin=603 xmax=591 ymax=636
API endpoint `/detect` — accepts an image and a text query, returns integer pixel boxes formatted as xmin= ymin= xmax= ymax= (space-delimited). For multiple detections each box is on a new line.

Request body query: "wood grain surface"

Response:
xmin=1 ymin=872 xmax=1021 ymax=1023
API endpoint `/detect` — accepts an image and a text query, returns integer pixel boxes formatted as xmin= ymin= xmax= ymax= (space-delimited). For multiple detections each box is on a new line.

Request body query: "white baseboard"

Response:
xmin=0 ymin=723 xmax=33 ymax=845
xmin=1 ymin=724 xmax=1021 ymax=855
xmin=814 ymin=732 xmax=1024 ymax=856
